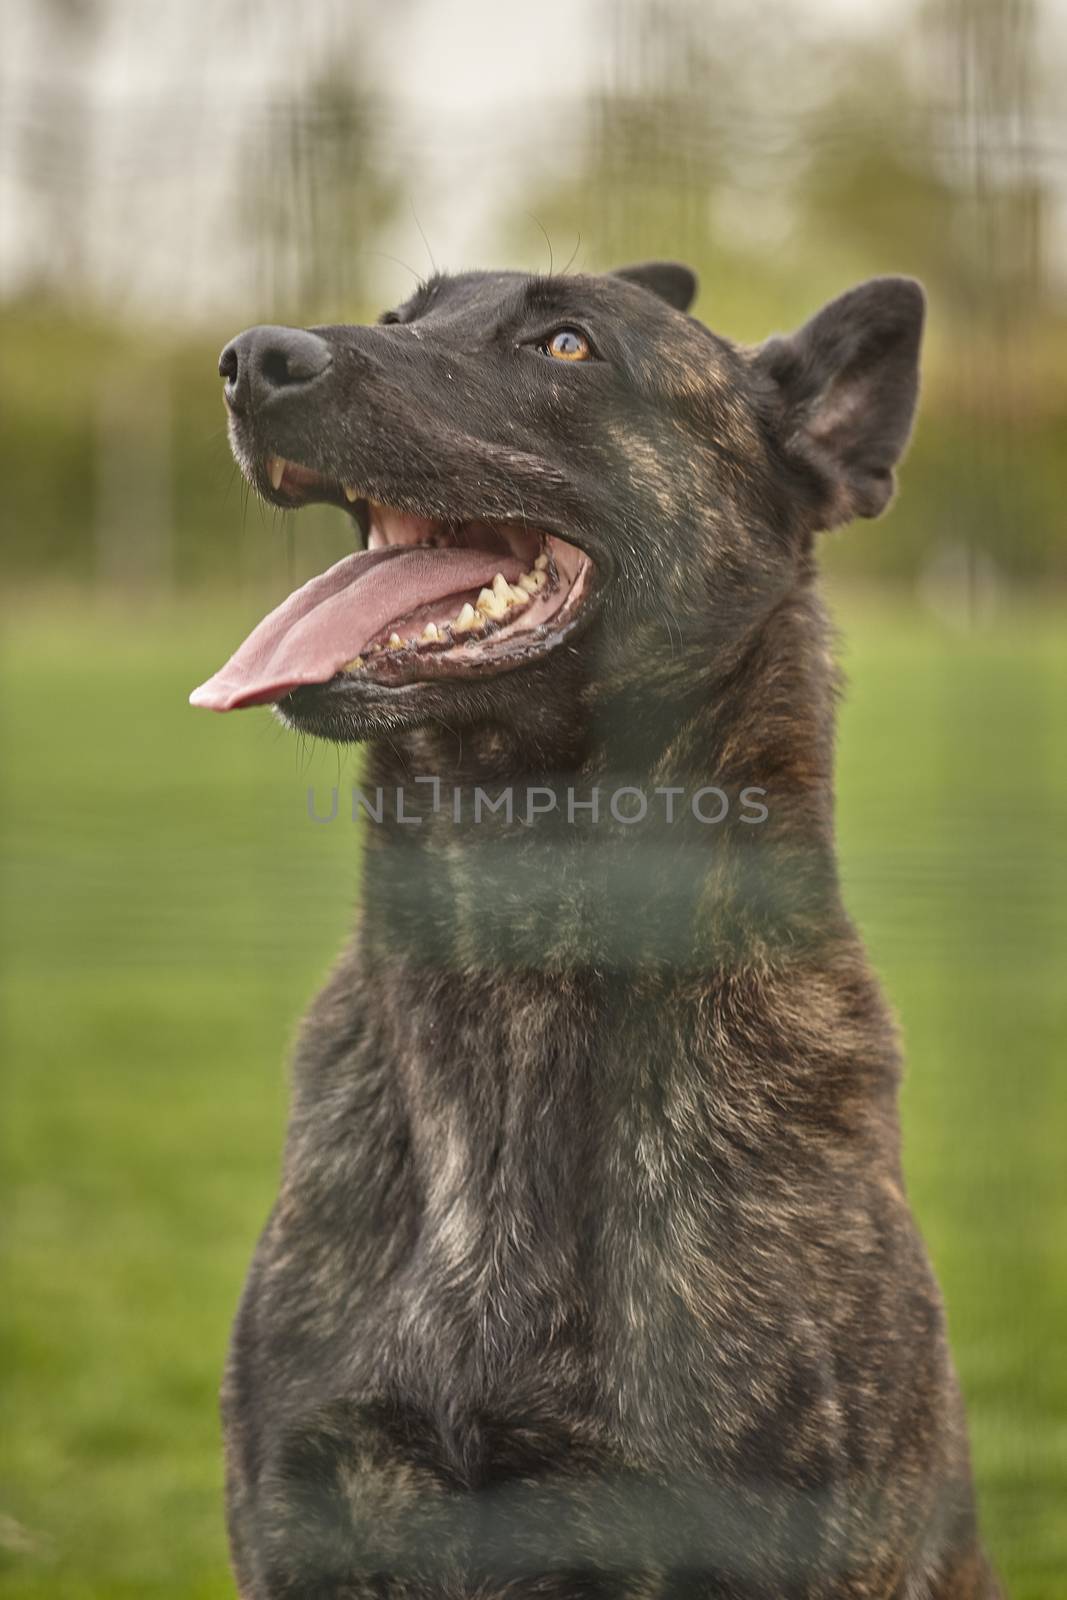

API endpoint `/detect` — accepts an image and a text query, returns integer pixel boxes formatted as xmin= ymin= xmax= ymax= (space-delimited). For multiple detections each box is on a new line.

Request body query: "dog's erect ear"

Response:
xmin=753 ymin=276 xmax=925 ymax=529
xmin=612 ymin=261 xmax=698 ymax=312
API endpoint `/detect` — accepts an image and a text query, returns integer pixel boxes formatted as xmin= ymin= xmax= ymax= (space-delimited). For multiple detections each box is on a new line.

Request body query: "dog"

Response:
xmin=192 ymin=262 xmax=1001 ymax=1597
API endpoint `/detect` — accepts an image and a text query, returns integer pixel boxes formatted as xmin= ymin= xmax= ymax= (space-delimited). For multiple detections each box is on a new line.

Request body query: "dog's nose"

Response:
xmin=219 ymin=325 xmax=333 ymax=412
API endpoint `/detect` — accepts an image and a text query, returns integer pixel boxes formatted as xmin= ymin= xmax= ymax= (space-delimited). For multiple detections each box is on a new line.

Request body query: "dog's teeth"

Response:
xmin=344 ymin=656 xmax=364 ymax=671
xmin=268 ymin=455 xmax=285 ymax=491
xmin=534 ymin=553 xmax=549 ymax=571
xmin=518 ymin=572 xmax=540 ymax=594
xmin=453 ymin=603 xmax=484 ymax=634
xmin=476 ymin=587 xmax=507 ymax=620
xmin=508 ymin=584 xmax=530 ymax=607
xmin=343 ymin=484 xmax=360 ymax=503
xmin=388 ymin=632 xmax=403 ymax=649
xmin=492 ymin=572 xmax=511 ymax=603
xmin=421 ymin=622 xmax=441 ymax=642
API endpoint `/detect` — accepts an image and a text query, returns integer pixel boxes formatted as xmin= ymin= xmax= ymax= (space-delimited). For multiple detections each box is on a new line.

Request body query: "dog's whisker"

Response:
xmin=525 ymin=211 xmax=555 ymax=277
xmin=367 ymin=249 xmax=423 ymax=287
xmin=561 ymin=232 xmax=583 ymax=276
xmin=409 ymin=197 xmax=437 ymax=276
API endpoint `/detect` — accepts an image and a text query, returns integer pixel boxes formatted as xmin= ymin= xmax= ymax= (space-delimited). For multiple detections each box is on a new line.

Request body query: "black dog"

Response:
xmin=193 ymin=263 xmax=1000 ymax=1597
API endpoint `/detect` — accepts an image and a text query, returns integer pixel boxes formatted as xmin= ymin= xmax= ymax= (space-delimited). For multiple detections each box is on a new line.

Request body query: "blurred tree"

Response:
xmin=243 ymin=68 xmax=400 ymax=323
xmin=500 ymin=0 xmax=883 ymax=330
xmin=797 ymin=0 xmax=1050 ymax=320
xmin=12 ymin=0 xmax=100 ymax=296
xmin=498 ymin=0 xmax=737 ymax=270
xmin=920 ymin=0 xmax=1046 ymax=308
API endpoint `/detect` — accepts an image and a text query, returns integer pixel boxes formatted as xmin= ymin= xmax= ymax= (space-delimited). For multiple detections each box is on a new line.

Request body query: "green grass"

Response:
xmin=2 ymin=589 xmax=1065 ymax=1597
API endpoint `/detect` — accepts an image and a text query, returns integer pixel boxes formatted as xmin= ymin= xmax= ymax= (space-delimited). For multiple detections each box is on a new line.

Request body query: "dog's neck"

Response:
xmin=354 ymin=577 xmax=847 ymax=978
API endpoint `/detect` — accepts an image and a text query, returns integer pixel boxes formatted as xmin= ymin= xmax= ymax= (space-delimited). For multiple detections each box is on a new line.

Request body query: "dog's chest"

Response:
xmin=378 ymin=975 xmax=722 ymax=1396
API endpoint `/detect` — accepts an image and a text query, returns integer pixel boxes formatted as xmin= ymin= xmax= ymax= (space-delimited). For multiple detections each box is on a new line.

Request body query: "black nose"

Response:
xmin=218 ymin=325 xmax=332 ymax=411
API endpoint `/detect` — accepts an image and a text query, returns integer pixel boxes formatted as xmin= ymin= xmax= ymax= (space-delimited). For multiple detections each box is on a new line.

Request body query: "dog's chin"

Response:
xmin=273 ymin=674 xmax=460 ymax=743
xmin=272 ymin=669 xmax=528 ymax=743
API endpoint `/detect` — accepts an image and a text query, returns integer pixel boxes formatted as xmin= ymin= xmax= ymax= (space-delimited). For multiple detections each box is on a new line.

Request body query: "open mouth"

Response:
xmin=189 ymin=456 xmax=596 ymax=712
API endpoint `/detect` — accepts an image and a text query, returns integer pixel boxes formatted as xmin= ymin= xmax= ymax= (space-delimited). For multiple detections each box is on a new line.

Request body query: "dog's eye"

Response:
xmin=540 ymin=328 xmax=591 ymax=362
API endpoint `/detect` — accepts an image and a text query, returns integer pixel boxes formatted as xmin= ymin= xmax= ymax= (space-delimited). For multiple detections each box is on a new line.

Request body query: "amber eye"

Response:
xmin=541 ymin=328 xmax=591 ymax=362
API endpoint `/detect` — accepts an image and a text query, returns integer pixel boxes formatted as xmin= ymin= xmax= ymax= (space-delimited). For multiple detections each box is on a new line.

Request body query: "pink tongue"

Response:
xmin=189 ymin=546 xmax=523 ymax=711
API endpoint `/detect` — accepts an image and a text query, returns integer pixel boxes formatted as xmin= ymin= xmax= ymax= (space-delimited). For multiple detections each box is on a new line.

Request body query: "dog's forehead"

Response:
xmin=399 ymin=270 xmax=524 ymax=319
xmin=379 ymin=268 xmax=677 ymax=329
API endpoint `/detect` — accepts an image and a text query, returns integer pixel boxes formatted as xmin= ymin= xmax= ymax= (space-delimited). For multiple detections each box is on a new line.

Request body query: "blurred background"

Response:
xmin=2 ymin=0 xmax=1065 ymax=1595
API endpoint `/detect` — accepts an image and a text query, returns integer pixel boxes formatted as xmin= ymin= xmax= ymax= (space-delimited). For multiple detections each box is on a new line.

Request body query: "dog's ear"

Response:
xmin=613 ymin=261 xmax=698 ymax=312
xmin=753 ymin=276 xmax=925 ymax=529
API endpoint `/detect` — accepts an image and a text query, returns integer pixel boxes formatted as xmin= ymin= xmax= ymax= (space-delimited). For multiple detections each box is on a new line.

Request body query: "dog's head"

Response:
xmin=191 ymin=264 xmax=923 ymax=744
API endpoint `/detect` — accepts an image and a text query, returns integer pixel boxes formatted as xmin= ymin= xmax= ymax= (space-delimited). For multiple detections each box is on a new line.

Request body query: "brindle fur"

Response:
xmin=216 ymin=264 xmax=1001 ymax=1597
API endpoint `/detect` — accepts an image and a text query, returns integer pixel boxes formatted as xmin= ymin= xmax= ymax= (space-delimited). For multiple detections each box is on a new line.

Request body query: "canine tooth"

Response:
xmin=534 ymin=553 xmax=549 ymax=571
xmin=388 ymin=632 xmax=403 ymax=648
xmin=453 ymin=603 xmax=484 ymax=634
xmin=343 ymin=484 xmax=360 ymax=503
xmin=421 ymin=622 xmax=441 ymax=642
xmin=268 ymin=455 xmax=285 ymax=491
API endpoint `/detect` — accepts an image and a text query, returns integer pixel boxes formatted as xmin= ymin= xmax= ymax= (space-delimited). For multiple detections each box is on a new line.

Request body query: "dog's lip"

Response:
xmin=255 ymin=454 xmax=351 ymax=513
xmin=253 ymin=452 xmax=611 ymax=578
